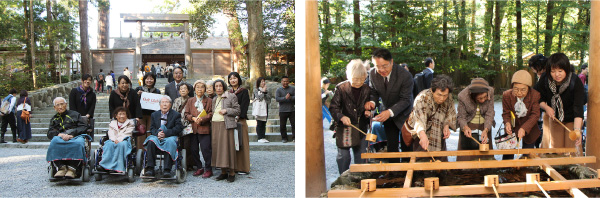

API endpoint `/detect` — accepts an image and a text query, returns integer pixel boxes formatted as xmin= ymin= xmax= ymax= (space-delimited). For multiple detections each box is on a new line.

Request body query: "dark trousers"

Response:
xmin=97 ymin=81 xmax=104 ymax=92
xmin=54 ymin=160 xmax=81 ymax=169
xmin=337 ymin=138 xmax=367 ymax=174
xmin=256 ymin=120 xmax=267 ymax=140
xmin=279 ymin=112 xmax=295 ymax=141
xmin=145 ymin=141 xmax=172 ymax=170
xmin=503 ymin=142 xmax=535 ymax=160
xmin=1 ymin=112 xmax=16 ymax=141
xmin=198 ymin=134 xmax=212 ymax=170
xmin=383 ymin=118 xmax=410 ymax=163
xmin=535 ymin=120 xmax=543 ymax=148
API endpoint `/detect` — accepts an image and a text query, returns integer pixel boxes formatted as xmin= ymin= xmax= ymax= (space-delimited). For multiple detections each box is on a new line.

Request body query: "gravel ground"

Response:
xmin=325 ymin=102 xmax=510 ymax=189
xmin=0 ymin=149 xmax=294 ymax=197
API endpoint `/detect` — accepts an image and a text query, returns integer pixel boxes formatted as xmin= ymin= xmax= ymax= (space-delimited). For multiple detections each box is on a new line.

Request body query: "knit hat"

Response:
xmin=511 ymin=70 xmax=533 ymax=87
xmin=193 ymin=80 xmax=206 ymax=90
xmin=468 ymin=78 xmax=490 ymax=94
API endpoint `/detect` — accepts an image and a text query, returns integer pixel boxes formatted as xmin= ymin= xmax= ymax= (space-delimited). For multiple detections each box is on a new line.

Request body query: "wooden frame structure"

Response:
xmin=328 ymin=148 xmax=600 ymax=197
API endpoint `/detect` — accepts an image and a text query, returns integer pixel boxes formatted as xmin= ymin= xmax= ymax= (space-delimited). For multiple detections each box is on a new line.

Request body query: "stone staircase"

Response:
xmin=1 ymin=78 xmax=294 ymax=151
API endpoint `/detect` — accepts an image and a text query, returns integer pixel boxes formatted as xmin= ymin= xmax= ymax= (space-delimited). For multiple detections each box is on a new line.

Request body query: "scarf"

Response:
xmin=548 ymin=73 xmax=572 ymax=121
xmin=115 ymin=89 xmax=130 ymax=109
xmin=514 ymin=97 xmax=527 ymax=118
xmin=407 ymin=89 xmax=457 ymax=151
xmin=230 ymin=86 xmax=246 ymax=95
xmin=77 ymin=86 xmax=91 ymax=108
xmin=142 ymin=86 xmax=156 ymax=93
xmin=195 ymin=95 xmax=205 ymax=112
xmin=173 ymin=96 xmax=189 ymax=113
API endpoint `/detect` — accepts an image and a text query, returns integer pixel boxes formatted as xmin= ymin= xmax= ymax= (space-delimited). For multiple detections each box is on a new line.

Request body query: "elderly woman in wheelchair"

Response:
xmin=46 ymin=97 xmax=92 ymax=181
xmin=141 ymin=96 xmax=186 ymax=182
xmin=91 ymin=106 xmax=139 ymax=182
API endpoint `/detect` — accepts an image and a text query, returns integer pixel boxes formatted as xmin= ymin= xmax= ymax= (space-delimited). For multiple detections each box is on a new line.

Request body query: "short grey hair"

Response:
xmin=161 ymin=96 xmax=172 ymax=104
xmin=346 ymin=59 xmax=369 ymax=81
xmin=53 ymin=97 xmax=67 ymax=106
xmin=206 ymin=80 xmax=215 ymax=86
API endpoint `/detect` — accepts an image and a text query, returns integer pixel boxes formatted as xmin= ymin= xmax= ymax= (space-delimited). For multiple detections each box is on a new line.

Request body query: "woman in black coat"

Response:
xmin=69 ymin=74 xmax=96 ymax=118
xmin=329 ymin=59 xmax=370 ymax=174
xmin=228 ymin=72 xmax=250 ymax=174
xmin=109 ymin=75 xmax=142 ymax=121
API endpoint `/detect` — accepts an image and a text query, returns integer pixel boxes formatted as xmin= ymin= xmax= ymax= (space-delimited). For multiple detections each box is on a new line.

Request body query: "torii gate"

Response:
xmin=307 ymin=0 xmax=600 ymax=197
xmin=120 ymin=13 xmax=194 ymax=78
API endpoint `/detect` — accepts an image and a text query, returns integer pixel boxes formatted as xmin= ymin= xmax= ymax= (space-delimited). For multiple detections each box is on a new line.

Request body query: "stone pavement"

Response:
xmin=0 ymin=148 xmax=294 ymax=197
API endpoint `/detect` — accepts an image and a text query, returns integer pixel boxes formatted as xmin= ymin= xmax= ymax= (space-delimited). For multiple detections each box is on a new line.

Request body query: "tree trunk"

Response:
xmin=23 ymin=0 xmax=32 ymax=81
xmin=321 ymin=0 xmax=332 ymax=74
xmin=482 ymin=0 xmax=494 ymax=60
xmin=247 ymin=0 xmax=265 ymax=84
xmin=79 ymin=0 xmax=91 ymax=75
xmin=469 ymin=0 xmax=476 ymax=52
xmin=443 ymin=0 xmax=448 ymax=57
xmin=491 ymin=1 xmax=506 ymax=87
xmin=97 ymin=0 xmax=110 ymax=49
xmin=223 ymin=2 xmax=245 ymax=75
xmin=47 ymin=0 xmax=58 ymax=83
xmin=535 ymin=1 xmax=540 ymax=54
xmin=460 ymin=0 xmax=466 ymax=55
xmin=516 ymin=0 xmax=523 ymax=67
xmin=29 ymin=0 xmax=37 ymax=88
xmin=544 ymin=1 xmax=554 ymax=56
xmin=557 ymin=5 xmax=567 ymax=52
xmin=353 ymin=0 xmax=361 ymax=56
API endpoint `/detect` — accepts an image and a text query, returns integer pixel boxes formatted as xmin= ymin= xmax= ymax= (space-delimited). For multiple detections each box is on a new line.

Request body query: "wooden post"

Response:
xmin=588 ymin=0 xmax=600 ymax=169
xmin=306 ymin=1 xmax=326 ymax=197
xmin=184 ymin=21 xmax=193 ymax=78
xmin=211 ymin=50 xmax=215 ymax=76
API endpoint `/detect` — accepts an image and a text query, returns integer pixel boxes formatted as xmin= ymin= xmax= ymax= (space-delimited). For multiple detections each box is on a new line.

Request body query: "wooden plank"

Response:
xmin=120 ymin=13 xmax=189 ymax=23
xmin=530 ymin=154 xmax=588 ymax=198
xmin=143 ymin=26 xmax=184 ymax=32
xmin=403 ymin=157 xmax=416 ymax=188
xmin=350 ymin=156 xmax=596 ymax=172
xmin=328 ymin=179 xmax=600 ymax=197
xmin=361 ymin=148 xmax=577 ymax=159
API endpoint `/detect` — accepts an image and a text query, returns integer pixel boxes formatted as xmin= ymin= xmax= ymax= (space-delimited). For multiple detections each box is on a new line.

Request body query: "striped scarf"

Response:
xmin=548 ymin=73 xmax=572 ymax=122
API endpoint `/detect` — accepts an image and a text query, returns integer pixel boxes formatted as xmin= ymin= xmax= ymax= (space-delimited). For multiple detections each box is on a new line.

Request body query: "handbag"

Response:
xmin=335 ymin=125 xmax=361 ymax=148
xmin=182 ymin=124 xmax=193 ymax=135
xmin=234 ymin=122 xmax=243 ymax=151
xmin=20 ymin=97 xmax=30 ymax=124
xmin=401 ymin=121 xmax=413 ymax=146
xmin=252 ymin=100 xmax=268 ymax=117
xmin=494 ymin=123 xmax=518 ymax=150
xmin=135 ymin=122 xmax=146 ymax=136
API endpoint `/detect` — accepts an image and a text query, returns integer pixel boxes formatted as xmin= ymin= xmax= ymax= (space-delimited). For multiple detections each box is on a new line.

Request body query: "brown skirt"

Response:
xmin=457 ymin=123 xmax=494 ymax=161
xmin=135 ymin=115 xmax=151 ymax=150
xmin=235 ymin=119 xmax=251 ymax=173
xmin=211 ymin=121 xmax=236 ymax=169
xmin=541 ymin=114 xmax=581 ymax=151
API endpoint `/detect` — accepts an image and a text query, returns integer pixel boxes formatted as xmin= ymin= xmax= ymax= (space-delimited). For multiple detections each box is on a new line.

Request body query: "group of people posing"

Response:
xmin=329 ymin=48 xmax=585 ymax=174
xmin=42 ymin=66 xmax=295 ymax=183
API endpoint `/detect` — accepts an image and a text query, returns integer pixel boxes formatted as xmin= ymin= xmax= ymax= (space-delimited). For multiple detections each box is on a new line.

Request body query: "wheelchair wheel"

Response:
xmin=135 ymin=149 xmax=143 ymax=175
xmin=127 ymin=168 xmax=135 ymax=183
xmin=175 ymin=169 xmax=186 ymax=184
xmin=91 ymin=150 xmax=97 ymax=168
xmin=82 ymin=166 xmax=91 ymax=182
xmin=180 ymin=149 xmax=187 ymax=170
xmin=48 ymin=165 xmax=57 ymax=182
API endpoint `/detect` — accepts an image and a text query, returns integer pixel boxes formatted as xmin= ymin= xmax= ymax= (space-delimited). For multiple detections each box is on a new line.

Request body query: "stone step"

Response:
xmin=28 ymin=114 xmax=284 ymax=123
xmin=24 ymin=125 xmax=293 ymax=134
xmin=4 ymin=132 xmax=293 ymax=143
xmin=0 ymin=141 xmax=294 ymax=151
xmin=29 ymin=119 xmax=285 ymax=128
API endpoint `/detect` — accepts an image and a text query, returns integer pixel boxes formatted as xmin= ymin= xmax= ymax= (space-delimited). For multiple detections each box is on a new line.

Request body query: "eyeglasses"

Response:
xmin=54 ymin=103 xmax=66 ymax=107
xmin=512 ymin=87 xmax=528 ymax=94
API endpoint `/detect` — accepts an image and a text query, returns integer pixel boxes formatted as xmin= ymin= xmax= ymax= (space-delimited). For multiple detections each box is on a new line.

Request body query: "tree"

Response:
xmin=27 ymin=0 xmax=37 ymax=88
xmin=79 ymin=0 xmax=90 ymax=75
xmin=97 ymin=0 xmax=109 ymax=48
xmin=352 ymin=0 xmax=360 ymax=55
xmin=516 ymin=0 xmax=522 ymax=67
xmin=544 ymin=1 xmax=554 ymax=56
xmin=247 ymin=0 xmax=266 ymax=84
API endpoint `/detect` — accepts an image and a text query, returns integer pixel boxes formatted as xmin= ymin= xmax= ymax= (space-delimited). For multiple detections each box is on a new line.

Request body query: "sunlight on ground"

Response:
xmin=0 ymin=155 xmax=45 ymax=165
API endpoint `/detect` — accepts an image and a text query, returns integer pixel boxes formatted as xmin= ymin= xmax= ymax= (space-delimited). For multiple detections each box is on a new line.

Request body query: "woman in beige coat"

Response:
xmin=211 ymin=79 xmax=241 ymax=183
xmin=456 ymin=78 xmax=495 ymax=161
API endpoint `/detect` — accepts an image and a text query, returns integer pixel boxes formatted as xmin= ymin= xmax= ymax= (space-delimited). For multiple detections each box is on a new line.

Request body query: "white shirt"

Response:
xmin=16 ymin=99 xmax=31 ymax=112
xmin=427 ymin=67 xmax=434 ymax=73
xmin=6 ymin=95 xmax=16 ymax=113
xmin=369 ymin=72 xmax=395 ymax=117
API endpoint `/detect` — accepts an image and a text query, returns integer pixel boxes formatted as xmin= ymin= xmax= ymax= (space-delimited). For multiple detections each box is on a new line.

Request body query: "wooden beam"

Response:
xmin=530 ymin=154 xmax=588 ymax=197
xmin=588 ymin=0 xmax=600 ymax=171
xmin=120 ymin=13 xmax=189 ymax=23
xmin=328 ymin=179 xmax=600 ymax=197
xmin=403 ymin=157 xmax=416 ymax=188
xmin=350 ymin=156 xmax=596 ymax=172
xmin=142 ymin=26 xmax=184 ymax=32
xmin=361 ymin=148 xmax=577 ymax=159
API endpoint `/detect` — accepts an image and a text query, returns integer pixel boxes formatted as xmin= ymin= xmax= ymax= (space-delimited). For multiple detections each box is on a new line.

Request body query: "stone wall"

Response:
xmin=29 ymin=80 xmax=81 ymax=111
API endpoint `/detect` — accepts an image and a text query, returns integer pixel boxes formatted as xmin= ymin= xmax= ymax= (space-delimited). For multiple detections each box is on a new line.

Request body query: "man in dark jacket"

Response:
xmin=422 ymin=58 xmax=435 ymax=89
xmin=144 ymin=96 xmax=183 ymax=178
xmin=365 ymin=48 xmax=414 ymax=163
xmin=164 ymin=67 xmax=193 ymax=101
xmin=46 ymin=97 xmax=89 ymax=179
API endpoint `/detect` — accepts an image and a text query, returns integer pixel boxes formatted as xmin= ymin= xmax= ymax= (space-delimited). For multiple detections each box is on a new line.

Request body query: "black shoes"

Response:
xmin=215 ymin=174 xmax=228 ymax=181
xmin=144 ymin=168 xmax=155 ymax=176
xmin=163 ymin=169 xmax=172 ymax=178
xmin=227 ymin=174 xmax=235 ymax=182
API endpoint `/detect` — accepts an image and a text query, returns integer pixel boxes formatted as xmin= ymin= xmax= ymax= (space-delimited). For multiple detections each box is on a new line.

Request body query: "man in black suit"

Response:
xmin=364 ymin=48 xmax=414 ymax=163
xmin=164 ymin=67 xmax=193 ymax=101
xmin=144 ymin=96 xmax=183 ymax=178
xmin=422 ymin=57 xmax=435 ymax=89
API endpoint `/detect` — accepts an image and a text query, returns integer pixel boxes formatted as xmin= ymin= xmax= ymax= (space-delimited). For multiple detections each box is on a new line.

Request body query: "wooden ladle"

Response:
xmin=551 ymin=117 xmax=581 ymax=141
xmin=469 ymin=135 xmax=489 ymax=151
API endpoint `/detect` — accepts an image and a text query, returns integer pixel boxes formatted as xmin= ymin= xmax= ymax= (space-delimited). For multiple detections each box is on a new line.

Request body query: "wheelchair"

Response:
xmin=139 ymin=131 xmax=187 ymax=183
xmin=90 ymin=119 xmax=142 ymax=183
xmin=47 ymin=116 xmax=94 ymax=182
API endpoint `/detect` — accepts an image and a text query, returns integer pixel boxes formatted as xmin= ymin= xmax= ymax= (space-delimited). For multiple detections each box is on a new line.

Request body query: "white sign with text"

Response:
xmin=140 ymin=92 xmax=162 ymax=111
